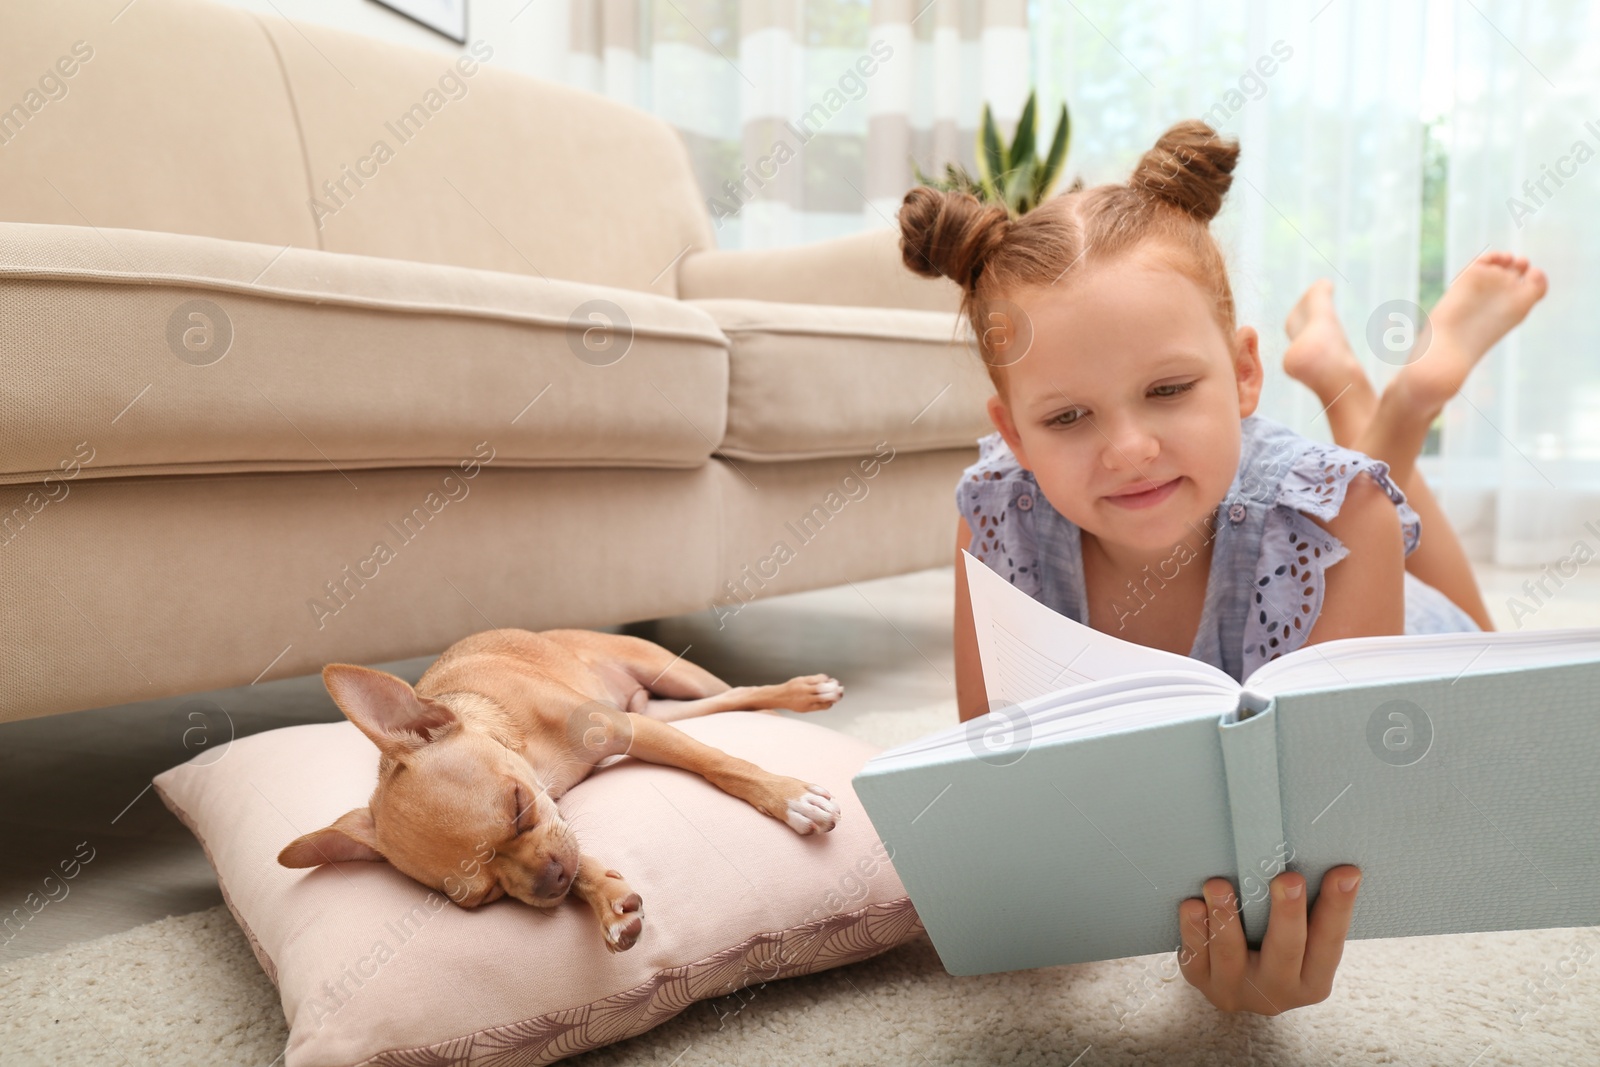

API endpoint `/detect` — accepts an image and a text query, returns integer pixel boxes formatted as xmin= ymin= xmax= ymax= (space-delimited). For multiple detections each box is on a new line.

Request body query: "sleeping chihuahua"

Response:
xmin=277 ymin=628 xmax=844 ymax=952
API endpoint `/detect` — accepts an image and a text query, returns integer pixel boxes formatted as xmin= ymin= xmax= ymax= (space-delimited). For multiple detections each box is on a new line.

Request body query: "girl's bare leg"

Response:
xmin=1279 ymin=255 xmax=1550 ymax=632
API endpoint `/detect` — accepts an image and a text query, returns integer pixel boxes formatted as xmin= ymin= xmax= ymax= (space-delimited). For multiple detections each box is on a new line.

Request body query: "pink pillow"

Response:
xmin=154 ymin=712 xmax=920 ymax=1067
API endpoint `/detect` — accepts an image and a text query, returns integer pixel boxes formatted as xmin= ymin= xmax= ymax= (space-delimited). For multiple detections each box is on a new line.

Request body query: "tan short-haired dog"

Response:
xmin=277 ymin=628 xmax=844 ymax=952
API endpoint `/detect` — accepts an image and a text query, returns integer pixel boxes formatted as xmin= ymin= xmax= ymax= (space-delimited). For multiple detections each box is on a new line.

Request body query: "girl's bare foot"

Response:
xmin=1395 ymin=251 xmax=1548 ymax=416
xmin=1283 ymin=279 xmax=1378 ymax=438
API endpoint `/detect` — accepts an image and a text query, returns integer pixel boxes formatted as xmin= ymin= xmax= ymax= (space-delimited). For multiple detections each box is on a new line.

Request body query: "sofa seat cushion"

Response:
xmin=688 ymin=299 xmax=994 ymax=463
xmin=0 ymin=222 xmax=728 ymax=485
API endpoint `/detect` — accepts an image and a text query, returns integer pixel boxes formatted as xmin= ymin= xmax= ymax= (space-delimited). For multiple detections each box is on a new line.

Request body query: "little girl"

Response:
xmin=897 ymin=120 xmax=1548 ymax=1015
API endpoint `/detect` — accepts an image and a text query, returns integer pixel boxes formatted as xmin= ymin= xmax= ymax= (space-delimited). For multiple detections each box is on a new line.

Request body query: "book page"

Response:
xmin=1248 ymin=625 xmax=1600 ymax=695
xmin=962 ymin=549 xmax=1235 ymax=707
xmin=862 ymin=674 xmax=1240 ymax=770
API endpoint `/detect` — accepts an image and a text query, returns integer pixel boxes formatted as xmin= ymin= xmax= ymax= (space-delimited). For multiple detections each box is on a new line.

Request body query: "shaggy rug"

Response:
xmin=3 ymin=702 xmax=1597 ymax=1066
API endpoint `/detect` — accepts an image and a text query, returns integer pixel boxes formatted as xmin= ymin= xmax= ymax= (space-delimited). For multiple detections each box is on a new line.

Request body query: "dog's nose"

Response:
xmin=533 ymin=856 xmax=572 ymax=899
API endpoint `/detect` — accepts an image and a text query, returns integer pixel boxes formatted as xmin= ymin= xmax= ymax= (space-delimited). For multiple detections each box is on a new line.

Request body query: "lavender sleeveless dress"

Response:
xmin=958 ymin=414 xmax=1481 ymax=683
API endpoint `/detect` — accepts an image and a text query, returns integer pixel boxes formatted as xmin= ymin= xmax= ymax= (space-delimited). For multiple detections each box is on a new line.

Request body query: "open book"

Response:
xmin=852 ymin=550 xmax=1600 ymax=976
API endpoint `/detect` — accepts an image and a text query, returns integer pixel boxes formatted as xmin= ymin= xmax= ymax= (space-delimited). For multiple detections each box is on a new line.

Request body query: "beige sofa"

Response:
xmin=0 ymin=0 xmax=991 ymax=723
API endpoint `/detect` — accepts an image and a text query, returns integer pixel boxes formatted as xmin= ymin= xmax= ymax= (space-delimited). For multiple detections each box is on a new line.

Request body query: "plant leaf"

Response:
xmin=1001 ymin=165 xmax=1032 ymax=216
xmin=1033 ymin=101 xmax=1071 ymax=204
xmin=978 ymin=104 xmax=1007 ymax=195
xmin=1010 ymin=90 xmax=1037 ymax=171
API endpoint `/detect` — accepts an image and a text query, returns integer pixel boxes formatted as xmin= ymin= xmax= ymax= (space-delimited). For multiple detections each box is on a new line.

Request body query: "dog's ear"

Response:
xmin=277 ymin=807 xmax=384 ymax=868
xmin=321 ymin=663 xmax=460 ymax=757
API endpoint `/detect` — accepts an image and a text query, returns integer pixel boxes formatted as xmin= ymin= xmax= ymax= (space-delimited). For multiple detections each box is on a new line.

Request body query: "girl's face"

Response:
xmin=986 ymin=245 xmax=1264 ymax=560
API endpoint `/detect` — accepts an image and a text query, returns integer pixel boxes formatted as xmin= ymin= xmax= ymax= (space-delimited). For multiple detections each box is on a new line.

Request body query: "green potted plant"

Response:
xmin=912 ymin=90 xmax=1075 ymax=216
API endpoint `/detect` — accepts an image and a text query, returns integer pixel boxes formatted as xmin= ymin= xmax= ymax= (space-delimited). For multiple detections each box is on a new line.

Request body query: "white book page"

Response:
xmin=864 ymin=674 xmax=1239 ymax=771
xmin=962 ymin=550 xmax=1236 ymax=708
xmin=1247 ymin=625 xmax=1600 ymax=695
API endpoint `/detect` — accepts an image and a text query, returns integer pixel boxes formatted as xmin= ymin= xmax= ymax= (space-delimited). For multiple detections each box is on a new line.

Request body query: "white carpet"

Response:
xmin=4 ymin=701 xmax=1598 ymax=1066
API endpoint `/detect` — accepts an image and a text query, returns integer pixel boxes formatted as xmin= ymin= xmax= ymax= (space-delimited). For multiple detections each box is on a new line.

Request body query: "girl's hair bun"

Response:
xmin=1130 ymin=120 xmax=1239 ymax=222
xmin=897 ymin=185 xmax=1011 ymax=290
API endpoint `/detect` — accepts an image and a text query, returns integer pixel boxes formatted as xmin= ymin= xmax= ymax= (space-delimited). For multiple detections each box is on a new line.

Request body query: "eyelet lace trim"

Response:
xmin=1243 ymin=509 xmax=1351 ymax=676
xmin=1275 ymin=443 xmax=1421 ymax=554
xmin=1245 ymin=439 xmax=1422 ymax=677
xmin=957 ymin=433 xmax=1043 ymax=599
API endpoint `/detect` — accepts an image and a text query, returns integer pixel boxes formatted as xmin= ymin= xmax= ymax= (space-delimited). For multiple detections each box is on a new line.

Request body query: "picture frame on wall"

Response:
xmin=369 ymin=0 xmax=467 ymax=43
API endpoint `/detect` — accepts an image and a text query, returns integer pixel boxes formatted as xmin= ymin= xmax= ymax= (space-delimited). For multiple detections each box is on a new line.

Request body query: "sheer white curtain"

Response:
xmin=1442 ymin=0 xmax=1600 ymax=564
xmin=557 ymin=0 xmax=1030 ymax=250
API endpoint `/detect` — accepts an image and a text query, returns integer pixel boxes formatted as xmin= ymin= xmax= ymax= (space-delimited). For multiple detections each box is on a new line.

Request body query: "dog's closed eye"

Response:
xmin=511 ymin=782 xmax=537 ymax=836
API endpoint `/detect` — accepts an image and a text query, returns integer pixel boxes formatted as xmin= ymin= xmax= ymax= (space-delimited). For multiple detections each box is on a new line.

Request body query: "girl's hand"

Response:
xmin=1176 ymin=865 xmax=1362 ymax=1014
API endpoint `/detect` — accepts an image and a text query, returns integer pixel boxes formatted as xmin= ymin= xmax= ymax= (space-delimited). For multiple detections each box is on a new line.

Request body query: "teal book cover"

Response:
xmin=852 ymin=551 xmax=1600 ymax=976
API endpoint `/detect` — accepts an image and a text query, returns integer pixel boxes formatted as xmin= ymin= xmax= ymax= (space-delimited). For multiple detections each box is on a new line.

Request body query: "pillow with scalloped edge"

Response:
xmin=153 ymin=711 xmax=920 ymax=1067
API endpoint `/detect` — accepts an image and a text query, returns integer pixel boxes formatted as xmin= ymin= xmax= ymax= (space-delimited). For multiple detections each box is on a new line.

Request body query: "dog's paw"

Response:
xmin=595 ymin=870 xmax=644 ymax=953
xmin=603 ymin=896 xmax=644 ymax=953
xmin=777 ymin=674 xmax=844 ymax=713
xmin=781 ymin=781 xmax=842 ymax=835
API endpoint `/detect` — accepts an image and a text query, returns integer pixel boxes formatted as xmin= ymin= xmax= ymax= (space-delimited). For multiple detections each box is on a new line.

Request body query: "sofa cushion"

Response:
xmin=0 ymin=0 xmax=716 ymax=297
xmin=0 ymin=222 xmax=728 ymax=485
xmin=0 ymin=0 xmax=318 ymax=248
xmin=152 ymin=712 xmax=921 ymax=1067
xmin=688 ymin=299 xmax=993 ymax=462
xmin=257 ymin=9 xmax=714 ymax=297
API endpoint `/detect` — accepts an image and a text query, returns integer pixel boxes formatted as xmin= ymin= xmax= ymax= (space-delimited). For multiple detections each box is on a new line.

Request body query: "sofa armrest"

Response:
xmin=677 ymin=228 xmax=962 ymax=314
